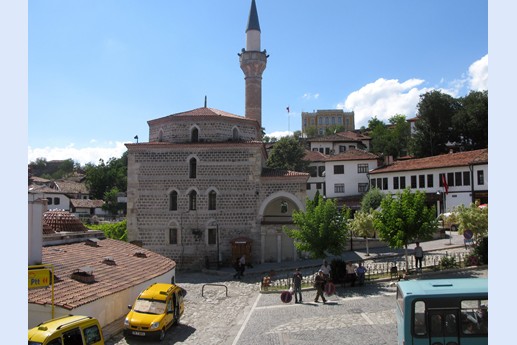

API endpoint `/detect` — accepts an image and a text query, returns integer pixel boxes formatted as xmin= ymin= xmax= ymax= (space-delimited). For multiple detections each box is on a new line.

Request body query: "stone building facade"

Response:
xmin=125 ymin=1 xmax=309 ymax=269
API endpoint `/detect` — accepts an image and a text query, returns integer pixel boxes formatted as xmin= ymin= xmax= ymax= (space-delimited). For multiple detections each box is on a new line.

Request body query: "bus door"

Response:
xmin=428 ymin=309 xmax=460 ymax=345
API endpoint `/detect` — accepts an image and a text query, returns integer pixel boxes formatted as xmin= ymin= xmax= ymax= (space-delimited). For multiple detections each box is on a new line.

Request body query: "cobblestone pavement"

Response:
xmin=105 ymin=234 xmax=487 ymax=345
xmin=105 ymin=266 xmax=487 ymax=345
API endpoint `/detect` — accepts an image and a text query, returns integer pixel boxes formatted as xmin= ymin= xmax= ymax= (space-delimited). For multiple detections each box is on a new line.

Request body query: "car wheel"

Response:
xmin=451 ymin=224 xmax=458 ymax=231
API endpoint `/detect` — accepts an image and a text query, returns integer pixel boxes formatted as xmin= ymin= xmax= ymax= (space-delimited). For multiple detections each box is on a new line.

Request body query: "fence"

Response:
xmin=260 ymin=250 xmax=469 ymax=291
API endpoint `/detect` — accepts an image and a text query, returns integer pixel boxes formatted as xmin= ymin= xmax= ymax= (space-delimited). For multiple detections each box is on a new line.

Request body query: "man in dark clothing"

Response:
xmin=293 ymin=268 xmax=303 ymax=303
xmin=314 ymin=270 xmax=327 ymax=303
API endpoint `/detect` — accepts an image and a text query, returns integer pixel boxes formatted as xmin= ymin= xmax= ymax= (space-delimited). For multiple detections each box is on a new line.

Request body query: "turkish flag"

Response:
xmin=441 ymin=175 xmax=449 ymax=194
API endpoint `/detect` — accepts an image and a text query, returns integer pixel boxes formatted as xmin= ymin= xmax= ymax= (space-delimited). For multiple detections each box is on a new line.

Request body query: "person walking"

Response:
xmin=314 ymin=270 xmax=327 ymax=304
xmin=414 ymin=242 xmax=424 ymax=271
xmin=293 ymin=268 xmax=303 ymax=304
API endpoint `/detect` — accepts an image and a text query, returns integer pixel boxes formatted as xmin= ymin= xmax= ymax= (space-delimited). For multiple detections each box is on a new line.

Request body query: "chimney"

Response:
xmin=28 ymin=193 xmax=48 ymax=265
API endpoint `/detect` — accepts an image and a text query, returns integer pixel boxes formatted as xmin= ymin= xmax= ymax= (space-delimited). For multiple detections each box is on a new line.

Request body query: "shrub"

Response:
xmin=473 ymin=237 xmax=488 ymax=264
xmin=439 ymin=256 xmax=458 ymax=269
xmin=465 ymin=253 xmax=482 ymax=266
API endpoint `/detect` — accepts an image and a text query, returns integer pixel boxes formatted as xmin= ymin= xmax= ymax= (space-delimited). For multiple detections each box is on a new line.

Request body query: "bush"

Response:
xmin=439 ymin=256 xmax=458 ymax=269
xmin=473 ymin=237 xmax=488 ymax=264
xmin=465 ymin=253 xmax=482 ymax=266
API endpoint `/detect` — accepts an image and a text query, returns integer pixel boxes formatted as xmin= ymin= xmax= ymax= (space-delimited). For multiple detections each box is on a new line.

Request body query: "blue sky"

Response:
xmin=27 ymin=0 xmax=488 ymax=166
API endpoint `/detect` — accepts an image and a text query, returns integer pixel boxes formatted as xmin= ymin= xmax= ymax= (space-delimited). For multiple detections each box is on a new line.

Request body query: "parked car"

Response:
xmin=124 ymin=282 xmax=186 ymax=341
xmin=28 ymin=314 xmax=104 ymax=345
xmin=438 ymin=212 xmax=459 ymax=231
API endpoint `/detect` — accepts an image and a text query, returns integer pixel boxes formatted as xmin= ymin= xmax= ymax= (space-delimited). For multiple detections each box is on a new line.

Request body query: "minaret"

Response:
xmin=240 ymin=0 xmax=268 ymax=130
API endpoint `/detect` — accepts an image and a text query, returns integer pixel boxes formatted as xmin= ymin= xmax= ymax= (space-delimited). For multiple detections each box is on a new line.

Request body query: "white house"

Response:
xmin=368 ymin=148 xmax=488 ymax=214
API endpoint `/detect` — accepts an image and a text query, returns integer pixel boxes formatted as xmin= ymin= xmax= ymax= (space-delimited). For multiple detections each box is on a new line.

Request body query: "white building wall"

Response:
xmin=369 ymin=163 xmax=488 ymax=213
xmin=324 ymin=160 xmax=377 ymax=198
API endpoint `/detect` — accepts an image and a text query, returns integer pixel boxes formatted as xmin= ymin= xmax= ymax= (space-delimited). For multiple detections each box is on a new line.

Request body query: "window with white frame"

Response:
xmin=334 ymin=183 xmax=345 ymax=193
xmin=357 ymin=163 xmax=368 ymax=173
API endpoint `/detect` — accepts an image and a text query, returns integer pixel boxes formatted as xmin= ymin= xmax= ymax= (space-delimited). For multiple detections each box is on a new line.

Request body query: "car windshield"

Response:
xmin=133 ymin=299 xmax=166 ymax=315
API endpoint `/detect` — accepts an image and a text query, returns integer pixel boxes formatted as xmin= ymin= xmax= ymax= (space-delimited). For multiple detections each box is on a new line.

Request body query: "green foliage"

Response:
xmin=29 ymin=158 xmax=76 ymax=179
xmin=360 ymin=187 xmax=385 ymax=213
xmin=474 ymin=236 xmax=488 ymax=264
xmin=454 ymin=202 xmax=488 ymax=239
xmin=87 ymin=219 xmax=127 ymax=241
xmin=374 ymin=189 xmax=438 ymax=249
xmin=103 ymin=187 xmax=126 ymax=215
xmin=283 ymin=195 xmax=351 ymax=258
xmin=439 ymin=256 xmax=458 ymax=269
xmin=85 ymin=152 xmax=128 ymax=200
xmin=349 ymin=210 xmax=376 ymax=238
xmin=266 ymin=136 xmax=309 ymax=172
xmin=368 ymin=115 xmax=411 ymax=158
xmin=411 ymin=90 xmax=459 ymax=157
xmin=452 ymin=90 xmax=488 ymax=151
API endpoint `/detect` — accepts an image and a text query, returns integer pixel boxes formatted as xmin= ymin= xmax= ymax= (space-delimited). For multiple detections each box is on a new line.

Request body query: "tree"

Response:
xmin=85 ymin=152 xmax=128 ymax=200
xmin=368 ymin=115 xmax=411 ymax=159
xmin=266 ymin=136 xmax=309 ymax=172
xmin=454 ymin=202 xmax=488 ymax=240
xmin=349 ymin=210 xmax=377 ymax=256
xmin=374 ymin=189 xmax=438 ymax=269
xmin=411 ymin=90 xmax=458 ymax=157
xmin=283 ymin=195 xmax=351 ymax=258
xmin=452 ymin=90 xmax=488 ymax=151
xmin=360 ymin=187 xmax=385 ymax=213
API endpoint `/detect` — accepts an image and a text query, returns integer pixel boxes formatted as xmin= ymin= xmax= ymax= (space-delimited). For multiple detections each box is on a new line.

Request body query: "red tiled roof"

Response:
xmin=303 ymin=149 xmax=327 ymax=161
xmin=369 ymin=148 xmax=488 ymax=174
xmin=324 ymin=149 xmax=379 ymax=162
xmin=43 ymin=210 xmax=88 ymax=233
xmin=28 ymin=239 xmax=176 ymax=309
xmin=148 ymin=107 xmax=258 ymax=125
xmin=70 ymin=199 xmax=105 ymax=208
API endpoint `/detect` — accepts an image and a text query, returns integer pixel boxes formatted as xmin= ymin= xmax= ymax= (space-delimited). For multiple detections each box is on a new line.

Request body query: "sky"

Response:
xmin=27 ymin=0 xmax=488 ymax=166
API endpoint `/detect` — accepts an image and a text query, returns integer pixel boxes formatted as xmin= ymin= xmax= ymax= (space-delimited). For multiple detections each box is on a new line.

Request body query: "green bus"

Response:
xmin=396 ymin=278 xmax=488 ymax=345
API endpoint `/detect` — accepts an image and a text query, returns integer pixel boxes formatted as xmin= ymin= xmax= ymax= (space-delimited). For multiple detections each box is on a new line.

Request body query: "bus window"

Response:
xmin=461 ymin=299 xmax=488 ymax=335
xmin=413 ymin=300 xmax=426 ymax=335
xmin=445 ymin=313 xmax=458 ymax=336
xmin=430 ymin=314 xmax=442 ymax=337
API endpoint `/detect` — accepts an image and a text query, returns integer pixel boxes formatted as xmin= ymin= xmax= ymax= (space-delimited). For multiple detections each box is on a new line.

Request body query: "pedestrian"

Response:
xmin=233 ymin=256 xmax=245 ymax=279
xmin=414 ymin=242 xmax=424 ymax=271
xmin=345 ymin=261 xmax=357 ymax=287
xmin=293 ymin=268 xmax=303 ymax=303
xmin=314 ymin=270 xmax=327 ymax=303
xmin=320 ymin=260 xmax=331 ymax=280
xmin=355 ymin=261 xmax=367 ymax=286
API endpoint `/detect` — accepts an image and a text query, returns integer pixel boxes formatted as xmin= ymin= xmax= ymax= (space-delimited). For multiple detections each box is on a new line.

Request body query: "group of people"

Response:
xmin=292 ymin=259 xmax=370 ymax=305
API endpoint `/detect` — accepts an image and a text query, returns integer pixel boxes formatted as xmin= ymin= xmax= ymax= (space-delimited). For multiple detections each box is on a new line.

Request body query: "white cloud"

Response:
xmin=468 ymin=54 xmax=488 ymax=91
xmin=266 ymin=131 xmax=292 ymax=139
xmin=338 ymin=78 xmax=431 ymax=127
xmin=302 ymin=93 xmax=320 ymax=100
xmin=28 ymin=141 xmax=128 ymax=166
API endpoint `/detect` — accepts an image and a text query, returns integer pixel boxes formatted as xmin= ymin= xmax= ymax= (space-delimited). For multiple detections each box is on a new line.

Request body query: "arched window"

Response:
xmin=169 ymin=191 xmax=178 ymax=211
xmin=208 ymin=190 xmax=217 ymax=210
xmin=232 ymin=127 xmax=239 ymax=141
xmin=191 ymin=127 xmax=199 ymax=142
xmin=189 ymin=190 xmax=197 ymax=211
xmin=158 ymin=129 xmax=164 ymax=142
xmin=189 ymin=158 xmax=197 ymax=178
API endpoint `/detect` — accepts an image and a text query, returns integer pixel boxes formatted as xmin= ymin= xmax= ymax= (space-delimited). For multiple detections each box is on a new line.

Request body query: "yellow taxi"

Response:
xmin=124 ymin=282 xmax=186 ymax=341
xmin=28 ymin=314 xmax=104 ymax=345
